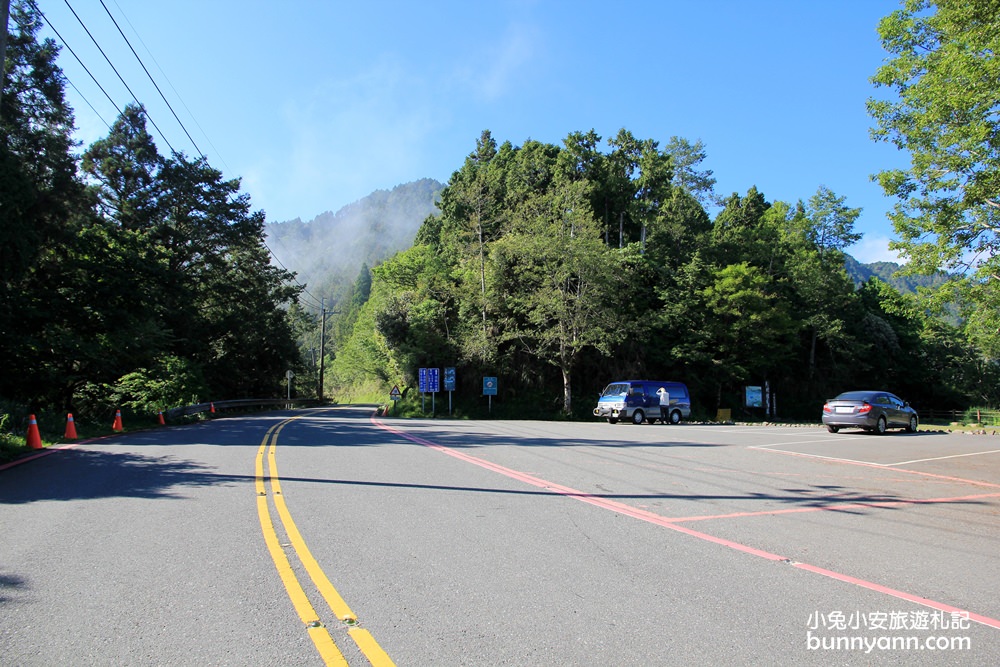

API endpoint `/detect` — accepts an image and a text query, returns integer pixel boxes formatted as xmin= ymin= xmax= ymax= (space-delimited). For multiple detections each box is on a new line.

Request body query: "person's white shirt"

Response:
xmin=657 ymin=387 xmax=670 ymax=405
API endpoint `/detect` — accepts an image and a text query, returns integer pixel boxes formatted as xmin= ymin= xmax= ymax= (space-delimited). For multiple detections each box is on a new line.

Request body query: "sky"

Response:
xmin=32 ymin=0 xmax=910 ymax=264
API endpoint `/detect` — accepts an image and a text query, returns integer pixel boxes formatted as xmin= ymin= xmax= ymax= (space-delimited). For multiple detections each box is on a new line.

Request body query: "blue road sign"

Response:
xmin=428 ymin=368 xmax=440 ymax=393
xmin=444 ymin=367 xmax=456 ymax=391
xmin=483 ymin=376 xmax=497 ymax=396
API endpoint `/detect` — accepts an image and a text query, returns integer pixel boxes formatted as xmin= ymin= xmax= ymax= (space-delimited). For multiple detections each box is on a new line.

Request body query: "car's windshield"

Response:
xmin=602 ymin=383 xmax=628 ymax=397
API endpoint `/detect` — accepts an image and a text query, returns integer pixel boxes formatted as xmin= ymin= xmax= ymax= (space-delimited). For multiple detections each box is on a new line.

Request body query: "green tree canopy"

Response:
xmin=869 ymin=0 xmax=1000 ymax=353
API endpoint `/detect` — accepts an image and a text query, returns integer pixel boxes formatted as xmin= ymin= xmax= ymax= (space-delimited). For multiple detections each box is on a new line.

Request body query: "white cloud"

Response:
xmin=471 ymin=23 xmax=540 ymax=101
xmin=259 ymin=56 xmax=445 ymax=220
xmin=849 ymin=234 xmax=903 ymax=265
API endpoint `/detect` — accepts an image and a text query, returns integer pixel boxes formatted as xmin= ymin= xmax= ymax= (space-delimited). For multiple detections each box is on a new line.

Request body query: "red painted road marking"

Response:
xmin=0 ymin=443 xmax=80 ymax=471
xmin=371 ymin=414 xmax=1000 ymax=630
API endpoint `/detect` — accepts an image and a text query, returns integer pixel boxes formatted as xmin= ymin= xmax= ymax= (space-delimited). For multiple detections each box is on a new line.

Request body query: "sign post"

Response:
xmin=419 ymin=368 xmax=440 ymax=415
xmin=483 ymin=376 xmax=497 ymax=415
xmin=444 ymin=367 xmax=456 ymax=416
xmin=428 ymin=368 xmax=439 ymax=415
xmin=418 ymin=368 xmax=428 ymax=413
xmin=389 ymin=385 xmax=401 ymax=415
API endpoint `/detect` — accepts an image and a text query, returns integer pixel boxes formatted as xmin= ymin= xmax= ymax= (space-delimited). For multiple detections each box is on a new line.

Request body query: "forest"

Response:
xmin=3 ymin=0 xmax=999 ymax=446
xmin=1 ymin=4 xmax=301 ymax=429
xmin=322 ymin=129 xmax=997 ymax=420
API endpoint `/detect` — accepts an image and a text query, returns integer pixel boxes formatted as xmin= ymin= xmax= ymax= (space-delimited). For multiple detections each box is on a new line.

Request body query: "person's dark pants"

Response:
xmin=661 ymin=405 xmax=670 ymax=423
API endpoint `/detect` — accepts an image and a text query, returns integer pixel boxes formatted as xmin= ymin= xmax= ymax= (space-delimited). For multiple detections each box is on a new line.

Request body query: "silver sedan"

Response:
xmin=821 ymin=390 xmax=918 ymax=434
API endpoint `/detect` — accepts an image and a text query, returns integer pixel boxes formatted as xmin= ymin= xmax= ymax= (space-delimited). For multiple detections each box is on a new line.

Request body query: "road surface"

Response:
xmin=2 ymin=405 xmax=998 ymax=665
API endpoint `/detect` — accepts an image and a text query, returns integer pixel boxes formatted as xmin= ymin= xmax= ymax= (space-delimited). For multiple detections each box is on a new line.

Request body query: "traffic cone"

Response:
xmin=112 ymin=409 xmax=124 ymax=432
xmin=64 ymin=413 xmax=78 ymax=440
xmin=157 ymin=411 xmax=165 ymax=425
xmin=210 ymin=402 xmax=216 ymax=414
xmin=26 ymin=414 xmax=43 ymax=449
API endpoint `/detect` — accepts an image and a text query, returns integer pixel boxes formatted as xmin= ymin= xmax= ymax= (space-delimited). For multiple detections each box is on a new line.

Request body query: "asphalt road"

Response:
xmin=2 ymin=405 xmax=999 ymax=665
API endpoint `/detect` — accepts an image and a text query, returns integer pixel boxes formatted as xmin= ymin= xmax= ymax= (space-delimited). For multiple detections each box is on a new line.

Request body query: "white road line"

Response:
xmin=885 ymin=448 xmax=1000 ymax=466
xmin=747 ymin=445 xmax=888 ymax=467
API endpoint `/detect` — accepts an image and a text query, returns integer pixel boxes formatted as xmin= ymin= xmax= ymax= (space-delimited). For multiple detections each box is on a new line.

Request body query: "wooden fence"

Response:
xmin=920 ymin=408 xmax=1000 ymax=425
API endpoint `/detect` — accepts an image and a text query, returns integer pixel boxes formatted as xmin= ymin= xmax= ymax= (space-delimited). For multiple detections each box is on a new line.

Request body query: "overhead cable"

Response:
xmin=97 ymin=0 xmax=204 ymax=158
xmin=24 ymin=0 xmax=122 ymax=113
xmin=61 ymin=0 xmax=177 ymax=154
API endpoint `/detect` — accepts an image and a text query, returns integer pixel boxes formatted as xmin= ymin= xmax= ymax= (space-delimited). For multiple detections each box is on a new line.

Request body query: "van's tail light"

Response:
xmin=858 ymin=402 xmax=872 ymax=415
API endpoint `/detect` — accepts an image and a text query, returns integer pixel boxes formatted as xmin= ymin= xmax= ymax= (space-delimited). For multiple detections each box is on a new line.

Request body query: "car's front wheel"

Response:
xmin=907 ymin=415 xmax=918 ymax=433
xmin=827 ymin=425 xmax=839 ymax=433
xmin=875 ymin=415 xmax=888 ymax=435
xmin=669 ymin=410 xmax=681 ymax=424
xmin=631 ymin=409 xmax=645 ymax=425
xmin=607 ymin=418 xmax=618 ymax=424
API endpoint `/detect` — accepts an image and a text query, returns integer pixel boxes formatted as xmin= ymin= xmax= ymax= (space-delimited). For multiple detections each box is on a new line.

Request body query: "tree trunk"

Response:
xmin=562 ymin=364 xmax=572 ymax=415
xmin=561 ymin=340 xmax=573 ymax=415
xmin=808 ymin=326 xmax=818 ymax=379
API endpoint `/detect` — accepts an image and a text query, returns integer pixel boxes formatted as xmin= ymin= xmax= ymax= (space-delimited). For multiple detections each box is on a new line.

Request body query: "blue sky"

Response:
xmin=36 ymin=0 xmax=907 ymax=263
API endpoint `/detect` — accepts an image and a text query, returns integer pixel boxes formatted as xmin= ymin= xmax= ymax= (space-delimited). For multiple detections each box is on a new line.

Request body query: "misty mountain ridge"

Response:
xmin=266 ymin=179 xmax=942 ymax=309
xmin=265 ymin=178 xmax=444 ymax=304
xmin=844 ymin=255 xmax=948 ymax=292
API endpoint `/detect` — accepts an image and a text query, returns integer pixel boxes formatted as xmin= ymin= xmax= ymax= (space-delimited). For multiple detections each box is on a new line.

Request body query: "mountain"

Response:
xmin=267 ymin=180 xmax=945 ymax=309
xmin=844 ymin=255 xmax=949 ymax=293
xmin=265 ymin=178 xmax=444 ymax=305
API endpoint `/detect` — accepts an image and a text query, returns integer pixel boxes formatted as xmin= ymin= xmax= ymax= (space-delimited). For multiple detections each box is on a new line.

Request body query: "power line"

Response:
xmin=64 ymin=75 xmax=113 ymax=132
xmin=29 ymin=0 xmax=320 ymax=308
xmin=109 ymin=0 xmax=233 ymax=175
xmin=97 ymin=2 xmax=318 ymax=309
xmin=97 ymin=0 xmax=204 ymax=158
xmin=23 ymin=0 xmax=121 ymax=114
xmin=61 ymin=0 xmax=176 ymax=154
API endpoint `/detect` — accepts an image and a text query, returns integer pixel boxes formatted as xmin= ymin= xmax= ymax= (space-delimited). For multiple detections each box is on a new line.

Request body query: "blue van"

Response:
xmin=593 ymin=380 xmax=691 ymax=424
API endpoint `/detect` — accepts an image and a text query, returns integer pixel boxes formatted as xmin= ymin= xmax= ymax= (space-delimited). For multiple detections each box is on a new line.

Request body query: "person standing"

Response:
xmin=657 ymin=386 xmax=671 ymax=424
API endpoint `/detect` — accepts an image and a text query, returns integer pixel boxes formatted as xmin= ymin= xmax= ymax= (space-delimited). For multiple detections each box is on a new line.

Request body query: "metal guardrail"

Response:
xmin=164 ymin=398 xmax=322 ymax=420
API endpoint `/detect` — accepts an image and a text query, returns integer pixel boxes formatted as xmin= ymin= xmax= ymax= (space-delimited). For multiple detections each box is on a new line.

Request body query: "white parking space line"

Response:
xmin=885 ymin=449 xmax=1000 ymax=466
xmin=751 ymin=444 xmax=1000 ymax=489
xmin=747 ymin=445 xmax=887 ymax=467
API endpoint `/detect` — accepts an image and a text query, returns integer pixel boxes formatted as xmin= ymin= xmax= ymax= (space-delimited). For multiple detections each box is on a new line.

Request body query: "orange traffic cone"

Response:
xmin=210 ymin=402 xmax=216 ymax=414
xmin=157 ymin=411 xmax=165 ymax=425
xmin=64 ymin=413 xmax=78 ymax=440
xmin=112 ymin=409 xmax=124 ymax=432
xmin=26 ymin=414 xmax=43 ymax=449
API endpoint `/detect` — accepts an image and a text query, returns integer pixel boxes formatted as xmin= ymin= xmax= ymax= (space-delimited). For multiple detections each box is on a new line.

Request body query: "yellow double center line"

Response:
xmin=256 ymin=415 xmax=394 ymax=666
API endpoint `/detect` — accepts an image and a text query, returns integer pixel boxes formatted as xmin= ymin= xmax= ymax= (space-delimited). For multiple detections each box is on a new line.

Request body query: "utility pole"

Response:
xmin=318 ymin=298 xmax=327 ymax=403
xmin=0 ymin=0 xmax=11 ymax=118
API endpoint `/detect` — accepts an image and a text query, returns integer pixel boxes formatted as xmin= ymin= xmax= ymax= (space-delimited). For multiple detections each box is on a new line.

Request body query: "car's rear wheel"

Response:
xmin=607 ymin=418 xmax=618 ymax=424
xmin=827 ymin=425 xmax=839 ymax=433
xmin=875 ymin=415 xmax=887 ymax=435
xmin=669 ymin=410 xmax=681 ymax=424
xmin=631 ymin=409 xmax=645 ymax=425
xmin=907 ymin=415 xmax=918 ymax=433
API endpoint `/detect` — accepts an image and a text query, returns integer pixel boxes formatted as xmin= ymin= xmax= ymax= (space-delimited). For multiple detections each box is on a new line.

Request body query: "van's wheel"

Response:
xmin=607 ymin=418 xmax=618 ymax=424
xmin=669 ymin=410 xmax=681 ymax=424
xmin=631 ymin=410 xmax=645 ymax=425
xmin=875 ymin=415 xmax=887 ymax=435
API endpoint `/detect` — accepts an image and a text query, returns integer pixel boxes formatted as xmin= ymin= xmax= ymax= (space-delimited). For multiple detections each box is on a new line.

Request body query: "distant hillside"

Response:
xmin=844 ymin=255 xmax=949 ymax=294
xmin=268 ymin=182 xmax=947 ymax=310
xmin=266 ymin=178 xmax=444 ymax=305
